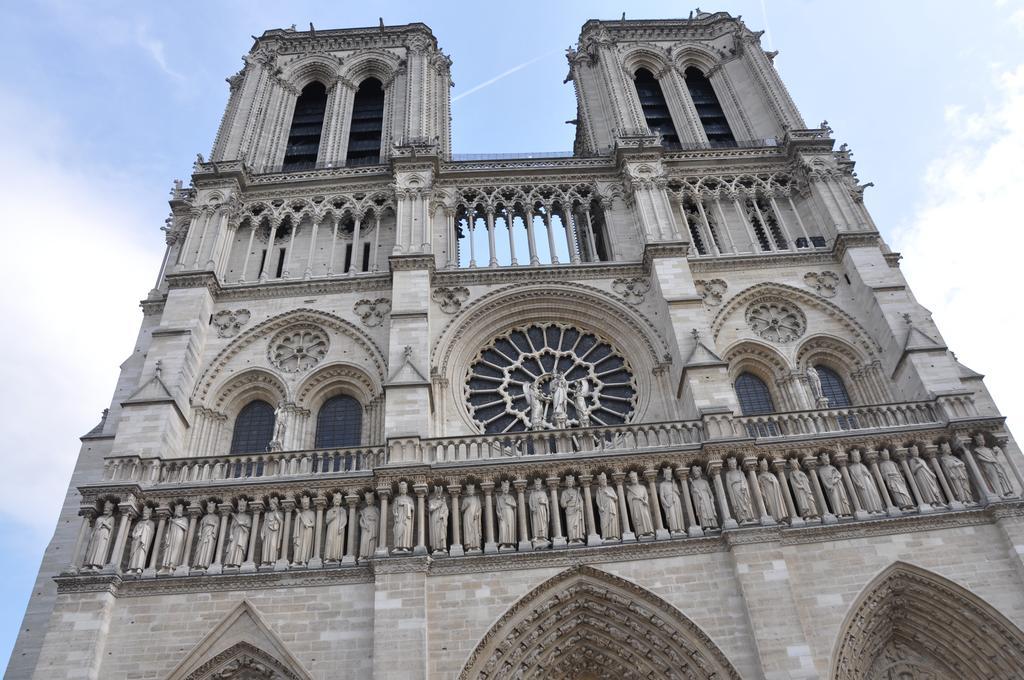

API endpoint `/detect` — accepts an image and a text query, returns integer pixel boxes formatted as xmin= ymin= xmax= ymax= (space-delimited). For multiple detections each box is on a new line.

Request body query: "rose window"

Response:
xmin=465 ymin=323 xmax=636 ymax=434
xmin=269 ymin=325 xmax=329 ymax=373
xmin=746 ymin=299 xmax=806 ymax=343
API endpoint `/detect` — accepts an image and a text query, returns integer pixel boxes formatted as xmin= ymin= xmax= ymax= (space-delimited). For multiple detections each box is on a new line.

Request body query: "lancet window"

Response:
xmin=315 ymin=395 xmax=363 ymax=448
xmin=634 ymin=68 xmax=680 ymax=148
xmin=229 ymin=400 xmax=275 ymax=454
xmin=735 ymin=372 xmax=775 ymax=416
xmin=816 ymin=365 xmax=852 ymax=407
xmin=684 ymin=67 xmax=735 ymax=147
xmin=345 ymin=78 xmax=385 ymax=166
xmin=282 ymin=82 xmax=328 ymax=171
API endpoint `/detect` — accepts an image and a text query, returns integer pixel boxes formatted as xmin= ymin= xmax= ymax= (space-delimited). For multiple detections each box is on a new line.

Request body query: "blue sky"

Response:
xmin=2 ymin=0 xmax=1024 ymax=670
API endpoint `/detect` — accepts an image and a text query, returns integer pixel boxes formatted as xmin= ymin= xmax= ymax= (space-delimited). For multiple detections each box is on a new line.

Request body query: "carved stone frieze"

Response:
xmin=353 ymin=298 xmax=391 ymax=327
xmin=611 ymin=277 xmax=650 ymax=304
xmin=212 ymin=309 xmax=251 ymax=338
xmin=694 ymin=279 xmax=727 ymax=306
xmin=431 ymin=286 xmax=470 ymax=314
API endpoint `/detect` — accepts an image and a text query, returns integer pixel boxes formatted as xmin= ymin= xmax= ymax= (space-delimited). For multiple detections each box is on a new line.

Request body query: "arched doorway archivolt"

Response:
xmin=459 ymin=565 xmax=741 ymax=680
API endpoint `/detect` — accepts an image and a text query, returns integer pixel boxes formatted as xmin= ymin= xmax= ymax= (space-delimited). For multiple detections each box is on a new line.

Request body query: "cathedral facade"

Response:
xmin=8 ymin=12 xmax=1024 ymax=680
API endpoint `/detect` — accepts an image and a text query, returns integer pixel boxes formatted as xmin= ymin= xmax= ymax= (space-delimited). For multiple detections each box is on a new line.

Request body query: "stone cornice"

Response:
xmin=219 ymin=274 xmax=391 ymax=301
xmin=431 ymin=261 xmax=643 ymax=287
xmin=388 ymin=254 xmax=436 ymax=272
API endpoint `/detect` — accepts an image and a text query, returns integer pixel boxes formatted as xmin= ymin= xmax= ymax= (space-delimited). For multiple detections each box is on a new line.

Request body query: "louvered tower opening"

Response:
xmin=346 ymin=78 xmax=385 ymax=166
xmin=282 ymin=82 xmax=327 ymax=171
xmin=634 ymin=69 xmax=680 ymax=149
xmin=684 ymin=67 xmax=736 ymax=147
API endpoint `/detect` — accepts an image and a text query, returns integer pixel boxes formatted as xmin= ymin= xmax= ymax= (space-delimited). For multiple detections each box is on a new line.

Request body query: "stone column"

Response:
xmin=547 ymin=477 xmax=566 ymax=548
xmin=303 ymin=218 xmax=320 ymax=279
xmin=177 ymin=502 xmax=201 ymax=576
xmin=309 ymin=493 xmax=326 ymax=568
xmin=448 ymin=484 xmax=464 ymax=557
xmin=70 ymin=509 xmax=96 ymax=571
xmin=485 ymin=209 xmax=498 ymax=267
xmin=109 ymin=503 xmax=137 ymax=574
xmin=867 ymin=450 xmax=901 ymax=516
xmin=804 ymin=457 xmax=836 ymax=524
xmin=644 ymin=469 xmax=670 ymax=539
xmin=676 ymin=467 xmax=703 ymax=537
xmin=744 ymin=457 xmax=774 ymax=526
xmin=480 ymin=481 xmax=497 ymax=554
xmin=343 ymin=492 xmax=359 ymax=564
xmin=612 ymin=472 xmax=636 ymax=541
xmin=835 ymin=453 xmax=867 ymax=520
xmin=897 ymin=448 xmax=933 ymax=513
xmin=375 ymin=489 xmax=391 ymax=557
xmin=563 ymin=205 xmax=581 ymax=264
xmin=579 ymin=473 xmax=602 ymax=546
xmin=208 ymin=503 xmax=232 ymax=575
xmin=543 ymin=207 xmax=559 ymax=264
xmin=243 ymin=501 xmax=262 ymax=573
xmin=277 ymin=495 xmax=294 ymax=570
xmin=773 ymin=458 xmax=803 ymax=526
xmin=145 ymin=506 xmax=168 ymax=577
xmin=926 ymin=445 xmax=962 ymax=510
xmin=413 ymin=483 xmax=428 ymax=556
xmin=524 ymin=208 xmax=540 ymax=265
xmin=709 ymin=461 xmax=738 ymax=529
xmin=961 ymin=440 xmax=1000 ymax=504
xmin=513 ymin=478 xmax=532 ymax=551
xmin=349 ymin=216 xmax=362 ymax=274
xmin=998 ymin=438 xmax=1024 ymax=496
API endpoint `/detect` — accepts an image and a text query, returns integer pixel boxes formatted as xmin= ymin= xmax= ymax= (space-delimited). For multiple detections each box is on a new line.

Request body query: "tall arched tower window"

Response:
xmin=633 ymin=69 xmax=680 ymax=149
xmin=315 ymin=395 xmax=363 ymax=448
xmin=815 ymin=365 xmax=852 ymax=407
xmin=282 ymin=82 xmax=328 ymax=171
xmin=229 ymin=400 xmax=275 ymax=454
xmin=684 ymin=67 xmax=735 ymax=147
xmin=346 ymin=78 xmax=385 ymax=166
xmin=735 ymin=372 xmax=775 ymax=415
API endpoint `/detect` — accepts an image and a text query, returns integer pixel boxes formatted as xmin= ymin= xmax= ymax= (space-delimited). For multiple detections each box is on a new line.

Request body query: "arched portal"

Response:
xmin=459 ymin=565 xmax=741 ymax=680
xmin=831 ymin=561 xmax=1024 ymax=680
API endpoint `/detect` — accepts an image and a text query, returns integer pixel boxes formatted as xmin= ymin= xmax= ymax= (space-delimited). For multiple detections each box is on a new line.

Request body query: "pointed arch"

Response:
xmin=459 ymin=565 xmax=741 ymax=680
xmin=831 ymin=561 xmax=1024 ymax=680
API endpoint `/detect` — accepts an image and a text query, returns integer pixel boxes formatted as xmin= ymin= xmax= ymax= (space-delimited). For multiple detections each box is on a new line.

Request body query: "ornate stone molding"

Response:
xmin=212 ymin=309 xmax=252 ymax=338
xmin=611 ymin=277 xmax=650 ymax=304
xmin=745 ymin=297 xmax=807 ymax=343
xmin=694 ymin=279 xmax=727 ymax=306
xmin=353 ymin=298 xmax=391 ymax=327
xmin=431 ymin=286 xmax=470 ymax=313
xmin=804 ymin=270 xmax=840 ymax=298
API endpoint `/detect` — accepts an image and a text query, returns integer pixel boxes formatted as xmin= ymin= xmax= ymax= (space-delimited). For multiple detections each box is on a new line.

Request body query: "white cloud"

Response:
xmin=0 ymin=90 xmax=160 ymax=531
xmin=135 ymin=22 xmax=185 ymax=82
xmin=891 ymin=63 xmax=1024 ymax=433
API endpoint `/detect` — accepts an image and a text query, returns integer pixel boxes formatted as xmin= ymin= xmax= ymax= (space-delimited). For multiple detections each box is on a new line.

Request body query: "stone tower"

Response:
xmin=8 ymin=12 xmax=1024 ymax=680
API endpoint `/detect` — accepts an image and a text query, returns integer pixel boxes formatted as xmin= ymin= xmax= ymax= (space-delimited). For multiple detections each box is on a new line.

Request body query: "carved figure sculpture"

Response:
xmin=291 ymin=495 xmax=315 ymax=566
xmin=225 ymin=498 xmax=251 ymax=567
xmin=127 ymin=506 xmax=155 ymax=573
xmin=160 ymin=504 xmax=188 ymax=571
xmin=757 ymin=459 xmax=787 ymax=521
xmin=879 ymin=449 xmax=914 ymax=508
xmin=806 ymin=366 xmax=826 ymax=405
xmin=818 ymin=453 xmax=851 ymax=516
xmin=789 ymin=459 xmax=818 ymax=518
xmin=428 ymin=486 xmax=449 ymax=553
xmin=626 ymin=471 xmax=654 ymax=536
xmin=461 ymin=483 xmax=482 ymax=551
xmin=849 ymin=449 xmax=884 ymax=513
xmin=908 ymin=446 xmax=943 ymax=505
xmin=495 ymin=480 xmax=517 ymax=547
xmin=561 ymin=475 xmax=586 ymax=543
xmin=324 ymin=494 xmax=347 ymax=562
xmin=551 ymin=372 xmax=569 ymax=427
xmin=392 ymin=482 xmax=415 ymax=552
xmin=940 ymin=442 xmax=973 ymax=503
xmin=261 ymin=497 xmax=283 ymax=564
xmin=595 ymin=473 xmax=621 ymax=539
xmin=528 ymin=478 xmax=549 ymax=543
xmin=690 ymin=467 xmax=718 ymax=529
xmin=725 ymin=458 xmax=754 ymax=523
xmin=271 ymin=401 xmax=288 ymax=450
xmin=573 ymin=379 xmax=591 ymax=427
xmin=194 ymin=503 xmax=219 ymax=568
xmin=523 ymin=380 xmax=549 ymax=430
xmin=659 ymin=468 xmax=685 ymax=533
xmin=972 ymin=433 xmax=1014 ymax=496
xmin=84 ymin=500 xmax=115 ymax=569
xmin=358 ymin=492 xmax=379 ymax=558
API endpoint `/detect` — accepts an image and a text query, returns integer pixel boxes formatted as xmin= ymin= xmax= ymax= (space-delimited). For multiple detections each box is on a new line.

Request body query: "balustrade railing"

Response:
xmin=732 ymin=401 xmax=941 ymax=440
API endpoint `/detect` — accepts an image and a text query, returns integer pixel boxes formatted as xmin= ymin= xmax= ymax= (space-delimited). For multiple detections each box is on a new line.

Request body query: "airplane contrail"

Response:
xmin=453 ymin=50 xmax=561 ymax=102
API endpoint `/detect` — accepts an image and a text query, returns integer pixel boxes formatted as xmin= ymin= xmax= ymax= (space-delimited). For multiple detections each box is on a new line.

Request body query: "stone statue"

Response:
xmin=879 ymin=449 xmax=913 ymax=508
xmin=595 ymin=473 xmax=620 ymax=539
xmin=789 ymin=459 xmax=818 ymax=518
xmin=625 ymin=471 xmax=654 ymax=536
xmin=270 ymin=401 xmax=288 ymax=450
xmin=392 ymin=481 xmax=415 ymax=552
xmin=194 ymin=503 xmax=219 ymax=569
xmin=572 ymin=379 xmax=591 ymax=427
xmin=818 ymin=453 xmax=851 ymax=516
xmin=84 ymin=500 xmax=116 ymax=569
xmin=524 ymin=379 xmax=549 ymax=430
xmin=324 ymin=494 xmax=347 ymax=562
xmin=849 ymin=449 xmax=884 ymax=513
xmin=127 ymin=506 xmax=155 ymax=573
xmin=224 ymin=498 xmax=251 ymax=567
xmin=428 ymin=486 xmax=449 ymax=553
xmin=806 ymin=366 xmax=826 ymax=405
xmin=291 ymin=495 xmax=315 ymax=566
xmin=160 ymin=504 xmax=188 ymax=571
xmin=561 ymin=475 xmax=586 ymax=543
xmin=940 ymin=442 xmax=973 ymax=503
xmin=358 ymin=492 xmax=379 ymax=558
xmin=908 ymin=446 xmax=943 ymax=505
xmin=659 ymin=468 xmax=685 ymax=533
xmin=757 ymin=459 xmax=787 ymax=522
xmin=261 ymin=497 xmax=283 ymax=565
xmin=689 ymin=466 xmax=718 ymax=529
xmin=550 ymin=372 xmax=569 ymax=427
xmin=725 ymin=458 xmax=754 ymax=523
xmin=461 ymin=483 xmax=482 ymax=551
xmin=528 ymin=478 xmax=549 ymax=544
xmin=495 ymin=480 xmax=517 ymax=547
xmin=972 ymin=433 xmax=1014 ymax=496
